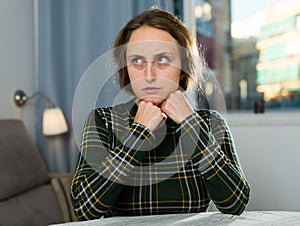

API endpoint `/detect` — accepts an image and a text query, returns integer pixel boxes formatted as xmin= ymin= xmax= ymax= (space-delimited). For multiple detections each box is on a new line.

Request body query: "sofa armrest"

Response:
xmin=49 ymin=173 xmax=78 ymax=222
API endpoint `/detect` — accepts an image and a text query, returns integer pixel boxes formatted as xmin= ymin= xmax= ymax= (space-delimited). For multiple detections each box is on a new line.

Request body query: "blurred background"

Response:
xmin=0 ymin=0 xmax=299 ymax=212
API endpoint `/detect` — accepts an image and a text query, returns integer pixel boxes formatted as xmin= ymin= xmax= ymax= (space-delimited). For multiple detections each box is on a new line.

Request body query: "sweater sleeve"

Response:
xmin=176 ymin=111 xmax=250 ymax=215
xmin=70 ymin=109 xmax=154 ymax=220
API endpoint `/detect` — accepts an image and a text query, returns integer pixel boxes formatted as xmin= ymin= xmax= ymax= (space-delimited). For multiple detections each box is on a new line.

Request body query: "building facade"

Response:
xmin=256 ymin=0 xmax=300 ymax=108
xmin=194 ymin=0 xmax=232 ymax=110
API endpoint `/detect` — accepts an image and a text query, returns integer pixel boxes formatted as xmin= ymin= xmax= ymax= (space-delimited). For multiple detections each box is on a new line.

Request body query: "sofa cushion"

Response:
xmin=0 ymin=184 xmax=63 ymax=226
xmin=0 ymin=119 xmax=50 ymax=200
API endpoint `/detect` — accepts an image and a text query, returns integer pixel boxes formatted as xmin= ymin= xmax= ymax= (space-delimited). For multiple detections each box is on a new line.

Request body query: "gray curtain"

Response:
xmin=36 ymin=0 xmax=174 ymax=172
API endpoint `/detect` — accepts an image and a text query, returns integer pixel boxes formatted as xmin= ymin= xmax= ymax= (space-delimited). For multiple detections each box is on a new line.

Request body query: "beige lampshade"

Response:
xmin=42 ymin=107 xmax=68 ymax=136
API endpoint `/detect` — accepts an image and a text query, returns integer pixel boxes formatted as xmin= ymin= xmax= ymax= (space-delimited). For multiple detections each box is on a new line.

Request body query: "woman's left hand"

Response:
xmin=161 ymin=90 xmax=195 ymax=124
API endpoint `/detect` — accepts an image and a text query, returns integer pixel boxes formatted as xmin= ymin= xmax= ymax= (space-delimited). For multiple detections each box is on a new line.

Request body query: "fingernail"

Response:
xmin=162 ymin=112 xmax=167 ymax=120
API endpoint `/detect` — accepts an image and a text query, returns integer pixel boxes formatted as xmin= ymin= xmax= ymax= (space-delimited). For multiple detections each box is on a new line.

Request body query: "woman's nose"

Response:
xmin=144 ymin=61 xmax=156 ymax=83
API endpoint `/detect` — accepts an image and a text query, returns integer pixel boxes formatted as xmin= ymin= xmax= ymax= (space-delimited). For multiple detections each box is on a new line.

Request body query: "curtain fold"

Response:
xmin=36 ymin=0 xmax=174 ymax=172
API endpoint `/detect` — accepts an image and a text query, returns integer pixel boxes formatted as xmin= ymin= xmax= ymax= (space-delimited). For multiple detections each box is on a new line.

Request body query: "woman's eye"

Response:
xmin=132 ymin=58 xmax=144 ymax=65
xmin=156 ymin=56 xmax=169 ymax=65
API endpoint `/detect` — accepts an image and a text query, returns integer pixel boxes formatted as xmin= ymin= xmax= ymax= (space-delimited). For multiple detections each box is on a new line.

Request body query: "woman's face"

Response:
xmin=126 ymin=26 xmax=181 ymax=105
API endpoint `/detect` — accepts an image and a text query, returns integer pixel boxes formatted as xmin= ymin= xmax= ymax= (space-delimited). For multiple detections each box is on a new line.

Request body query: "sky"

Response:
xmin=231 ymin=0 xmax=285 ymax=38
xmin=231 ymin=0 xmax=284 ymax=22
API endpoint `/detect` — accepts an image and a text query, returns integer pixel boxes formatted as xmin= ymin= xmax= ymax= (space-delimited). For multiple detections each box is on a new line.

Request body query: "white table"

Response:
xmin=51 ymin=211 xmax=300 ymax=226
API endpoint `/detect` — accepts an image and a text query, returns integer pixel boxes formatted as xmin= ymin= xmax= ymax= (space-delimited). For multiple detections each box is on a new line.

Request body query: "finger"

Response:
xmin=135 ymin=98 xmax=142 ymax=106
xmin=161 ymin=99 xmax=173 ymax=115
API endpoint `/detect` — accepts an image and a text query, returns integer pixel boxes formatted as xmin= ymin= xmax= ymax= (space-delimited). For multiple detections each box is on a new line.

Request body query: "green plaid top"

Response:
xmin=71 ymin=99 xmax=250 ymax=221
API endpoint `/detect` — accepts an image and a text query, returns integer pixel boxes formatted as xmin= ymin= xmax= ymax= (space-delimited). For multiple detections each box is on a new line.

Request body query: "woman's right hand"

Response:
xmin=134 ymin=100 xmax=166 ymax=132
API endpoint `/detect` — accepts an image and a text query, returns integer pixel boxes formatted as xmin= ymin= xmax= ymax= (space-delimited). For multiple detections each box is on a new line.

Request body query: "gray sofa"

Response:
xmin=0 ymin=119 xmax=77 ymax=226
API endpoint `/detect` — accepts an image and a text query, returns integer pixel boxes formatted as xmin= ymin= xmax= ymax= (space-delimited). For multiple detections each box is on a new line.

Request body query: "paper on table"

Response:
xmin=50 ymin=211 xmax=300 ymax=226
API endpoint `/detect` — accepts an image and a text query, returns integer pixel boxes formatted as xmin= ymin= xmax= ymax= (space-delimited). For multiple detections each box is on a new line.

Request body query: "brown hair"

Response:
xmin=113 ymin=8 xmax=204 ymax=92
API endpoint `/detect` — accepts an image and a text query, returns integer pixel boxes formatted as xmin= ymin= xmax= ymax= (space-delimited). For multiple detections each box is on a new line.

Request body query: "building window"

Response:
xmin=195 ymin=0 xmax=213 ymax=37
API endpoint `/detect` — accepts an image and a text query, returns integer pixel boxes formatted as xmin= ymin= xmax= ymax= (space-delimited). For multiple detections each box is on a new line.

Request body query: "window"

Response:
xmin=175 ymin=0 xmax=300 ymax=111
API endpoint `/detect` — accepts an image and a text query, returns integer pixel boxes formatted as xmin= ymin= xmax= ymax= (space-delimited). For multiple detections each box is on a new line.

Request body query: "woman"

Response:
xmin=71 ymin=8 xmax=250 ymax=221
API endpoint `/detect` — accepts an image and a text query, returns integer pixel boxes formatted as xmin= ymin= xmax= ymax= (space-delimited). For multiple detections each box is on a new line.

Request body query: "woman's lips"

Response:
xmin=143 ymin=87 xmax=161 ymax=94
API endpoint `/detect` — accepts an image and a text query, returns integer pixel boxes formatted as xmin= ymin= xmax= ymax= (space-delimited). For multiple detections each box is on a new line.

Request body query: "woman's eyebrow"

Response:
xmin=127 ymin=52 xmax=175 ymax=58
xmin=126 ymin=54 xmax=144 ymax=58
xmin=155 ymin=51 xmax=175 ymax=56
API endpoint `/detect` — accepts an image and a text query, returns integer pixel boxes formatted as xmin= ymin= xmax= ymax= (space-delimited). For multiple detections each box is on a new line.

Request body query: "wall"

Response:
xmin=0 ymin=0 xmax=36 ymax=138
xmin=227 ymin=112 xmax=300 ymax=211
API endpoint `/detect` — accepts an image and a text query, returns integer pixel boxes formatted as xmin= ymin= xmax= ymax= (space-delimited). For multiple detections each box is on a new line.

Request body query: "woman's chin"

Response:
xmin=141 ymin=96 xmax=165 ymax=105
